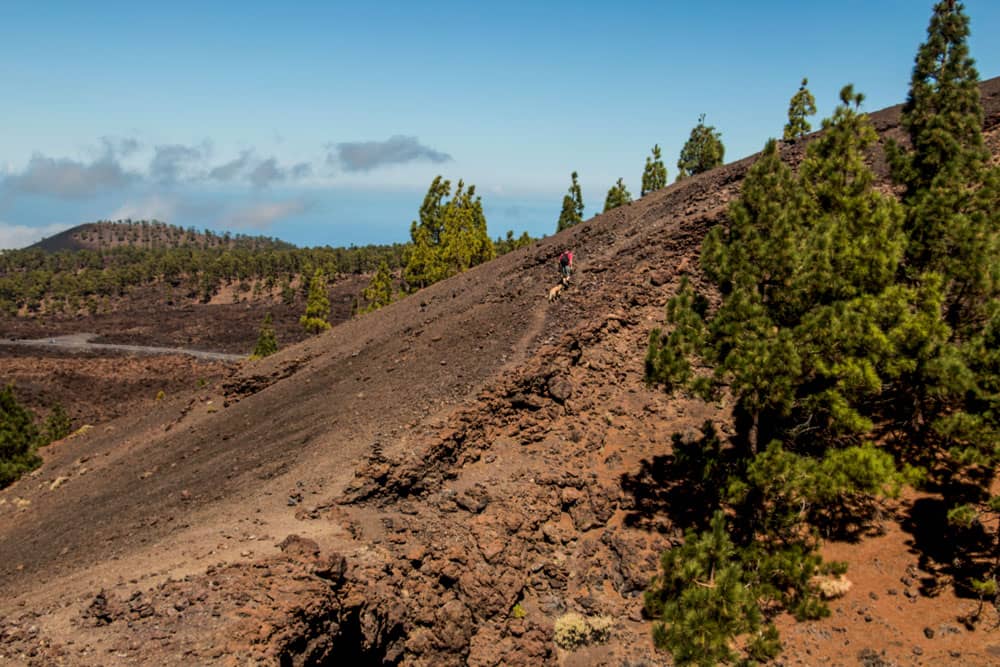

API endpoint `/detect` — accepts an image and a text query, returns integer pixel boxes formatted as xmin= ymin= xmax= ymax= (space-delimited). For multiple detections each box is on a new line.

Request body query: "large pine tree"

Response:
xmin=645 ymin=87 xmax=938 ymax=660
xmin=403 ymin=176 xmax=495 ymax=291
xmin=653 ymin=85 xmax=928 ymax=457
xmin=888 ymin=0 xmax=997 ymax=328
xmin=439 ymin=180 xmax=495 ymax=275
xmin=886 ymin=1 xmax=1000 ymax=603
xmin=404 ymin=176 xmax=451 ymax=289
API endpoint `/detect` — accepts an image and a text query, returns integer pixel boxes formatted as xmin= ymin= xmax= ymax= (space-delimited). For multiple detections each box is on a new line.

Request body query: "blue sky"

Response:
xmin=1 ymin=1 xmax=998 ymax=250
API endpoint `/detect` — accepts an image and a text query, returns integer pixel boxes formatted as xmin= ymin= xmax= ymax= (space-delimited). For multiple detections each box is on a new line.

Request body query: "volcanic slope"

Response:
xmin=2 ymin=78 xmax=1000 ymax=666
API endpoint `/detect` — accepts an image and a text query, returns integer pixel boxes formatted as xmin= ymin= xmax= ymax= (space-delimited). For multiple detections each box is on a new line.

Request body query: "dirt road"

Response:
xmin=2 ymin=333 xmax=245 ymax=362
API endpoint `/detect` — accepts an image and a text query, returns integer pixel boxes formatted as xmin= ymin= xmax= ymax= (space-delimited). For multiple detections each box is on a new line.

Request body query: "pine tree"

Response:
xmin=783 ymin=78 xmax=817 ymax=141
xmin=644 ymin=512 xmax=764 ymax=666
xmin=43 ymin=403 xmax=73 ymax=443
xmin=676 ymin=114 xmax=725 ymax=180
xmin=654 ymin=86 xmax=923 ymax=452
xmin=439 ymin=180 xmax=496 ymax=275
xmin=494 ymin=230 xmax=533 ymax=255
xmin=0 ymin=384 xmax=41 ymax=488
xmin=252 ymin=312 xmax=279 ymax=357
xmin=403 ymin=176 xmax=495 ymax=291
xmin=885 ymin=2 xmax=1000 ymax=604
xmin=888 ymin=0 xmax=996 ymax=328
xmin=556 ymin=171 xmax=585 ymax=232
xmin=299 ymin=269 xmax=331 ymax=334
xmin=603 ymin=178 xmax=632 ymax=213
xmin=361 ymin=260 xmax=395 ymax=313
xmin=641 ymin=144 xmax=668 ymax=196
xmin=644 ymin=87 xmax=933 ymax=663
xmin=404 ymin=176 xmax=451 ymax=289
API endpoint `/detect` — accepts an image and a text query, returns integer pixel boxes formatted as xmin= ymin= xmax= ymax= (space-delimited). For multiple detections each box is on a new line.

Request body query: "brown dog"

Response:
xmin=547 ymin=282 xmax=564 ymax=302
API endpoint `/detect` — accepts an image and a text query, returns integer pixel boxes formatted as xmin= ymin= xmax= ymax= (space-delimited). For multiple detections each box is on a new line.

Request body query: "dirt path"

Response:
xmin=2 ymin=333 xmax=245 ymax=362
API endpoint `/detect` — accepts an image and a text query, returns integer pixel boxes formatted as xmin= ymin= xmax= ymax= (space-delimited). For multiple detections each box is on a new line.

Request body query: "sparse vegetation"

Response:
xmin=43 ymin=403 xmax=73 ymax=443
xmin=0 ymin=220 xmax=409 ymax=317
xmin=493 ymin=230 xmax=534 ymax=255
xmin=553 ymin=612 xmax=613 ymax=650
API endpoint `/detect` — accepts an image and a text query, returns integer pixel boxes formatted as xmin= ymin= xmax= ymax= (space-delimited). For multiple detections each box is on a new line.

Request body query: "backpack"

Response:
xmin=559 ymin=252 xmax=570 ymax=267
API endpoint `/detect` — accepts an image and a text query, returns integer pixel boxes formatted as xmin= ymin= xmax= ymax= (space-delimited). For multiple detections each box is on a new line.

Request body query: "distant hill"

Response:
xmin=29 ymin=220 xmax=296 ymax=253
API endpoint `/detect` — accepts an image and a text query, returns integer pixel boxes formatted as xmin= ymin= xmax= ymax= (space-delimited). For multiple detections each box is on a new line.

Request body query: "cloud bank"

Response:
xmin=0 ymin=222 xmax=75 ymax=250
xmin=4 ymin=154 xmax=137 ymax=199
xmin=224 ymin=200 xmax=310 ymax=229
xmin=332 ymin=135 xmax=451 ymax=172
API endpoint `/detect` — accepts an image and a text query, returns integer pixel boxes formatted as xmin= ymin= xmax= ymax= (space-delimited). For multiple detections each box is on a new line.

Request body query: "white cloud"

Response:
xmin=109 ymin=194 xmax=180 ymax=222
xmin=3 ymin=153 xmax=137 ymax=199
xmin=0 ymin=222 xmax=75 ymax=250
xmin=223 ymin=200 xmax=309 ymax=229
xmin=150 ymin=143 xmax=207 ymax=184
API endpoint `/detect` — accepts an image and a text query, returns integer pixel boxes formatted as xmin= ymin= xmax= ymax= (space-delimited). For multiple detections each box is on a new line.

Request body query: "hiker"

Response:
xmin=558 ymin=250 xmax=574 ymax=283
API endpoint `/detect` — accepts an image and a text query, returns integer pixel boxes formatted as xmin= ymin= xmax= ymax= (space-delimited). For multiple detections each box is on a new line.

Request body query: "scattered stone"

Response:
xmin=923 ymin=626 xmax=935 ymax=639
xmin=49 ymin=476 xmax=70 ymax=491
xmin=276 ymin=535 xmax=320 ymax=561
xmin=547 ymin=376 xmax=573 ymax=404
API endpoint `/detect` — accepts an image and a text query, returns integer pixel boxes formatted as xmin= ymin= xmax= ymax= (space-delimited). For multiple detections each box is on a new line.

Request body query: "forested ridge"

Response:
xmin=0 ymin=220 xmax=408 ymax=315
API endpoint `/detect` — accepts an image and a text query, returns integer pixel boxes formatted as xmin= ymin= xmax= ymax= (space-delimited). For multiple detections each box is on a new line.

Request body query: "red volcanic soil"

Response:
xmin=1 ymin=79 xmax=999 ymax=666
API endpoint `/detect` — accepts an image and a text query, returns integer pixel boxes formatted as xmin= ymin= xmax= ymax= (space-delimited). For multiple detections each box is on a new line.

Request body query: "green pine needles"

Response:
xmin=0 ymin=384 xmax=42 ymax=487
xmin=676 ymin=114 xmax=725 ymax=180
xmin=641 ymin=145 xmax=668 ymax=196
xmin=361 ymin=260 xmax=395 ymax=313
xmin=556 ymin=171 xmax=585 ymax=232
xmin=252 ymin=312 xmax=279 ymax=358
xmin=1 ymin=386 xmax=74 ymax=488
xmin=300 ymin=268 xmax=332 ymax=334
xmin=603 ymin=178 xmax=632 ymax=213
xmin=886 ymin=0 xmax=1000 ymax=610
xmin=783 ymin=78 xmax=817 ymax=141
xmin=404 ymin=176 xmax=495 ymax=290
